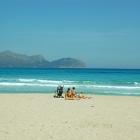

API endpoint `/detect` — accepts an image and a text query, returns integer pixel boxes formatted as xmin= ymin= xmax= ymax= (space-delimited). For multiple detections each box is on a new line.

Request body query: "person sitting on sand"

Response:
xmin=65 ymin=87 xmax=79 ymax=100
xmin=65 ymin=88 xmax=73 ymax=99
xmin=65 ymin=87 xmax=92 ymax=100
xmin=77 ymin=92 xmax=92 ymax=99
xmin=65 ymin=87 xmax=81 ymax=100
xmin=71 ymin=87 xmax=77 ymax=98
xmin=54 ymin=85 xmax=64 ymax=98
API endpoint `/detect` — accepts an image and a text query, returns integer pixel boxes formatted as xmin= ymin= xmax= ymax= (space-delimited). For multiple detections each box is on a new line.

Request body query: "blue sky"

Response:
xmin=0 ymin=0 xmax=140 ymax=68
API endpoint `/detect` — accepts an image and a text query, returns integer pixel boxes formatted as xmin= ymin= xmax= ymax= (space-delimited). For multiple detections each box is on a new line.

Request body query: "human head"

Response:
xmin=67 ymin=88 xmax=70 ymax=91
xmin=72 ymin=87 xmax=75 ymax=90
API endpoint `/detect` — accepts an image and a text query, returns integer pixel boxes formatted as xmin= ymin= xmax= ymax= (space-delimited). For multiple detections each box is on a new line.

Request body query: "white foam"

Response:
xmin=134 ymin=82 xmax=140 ymax=86
xmin=0 ymin=82 xmax=57 ymax=87
xmin=18 ymin=79 xmax=36 ymax=82
xmin=18 ymin=79 xmax=75 ymax=84
xmin=1 ymin=81 xmax=140 ymax=90
xmin=38 ymin=80 xmax=62 ymax=84
xmin=77 ymin=84 xmax=140 ymax=90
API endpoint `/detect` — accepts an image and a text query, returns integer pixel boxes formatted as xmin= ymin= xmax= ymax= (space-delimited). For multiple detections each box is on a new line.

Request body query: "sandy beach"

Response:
xmin=0 ymin=94 xmax=140 ymax=140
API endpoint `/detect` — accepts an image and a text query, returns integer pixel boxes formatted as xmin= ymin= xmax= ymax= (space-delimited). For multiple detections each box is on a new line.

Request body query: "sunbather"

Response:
xmin=65 ymin=87 xmax=92 ymax=100
xmin=65 ymin=88 xmax=78 ymax=100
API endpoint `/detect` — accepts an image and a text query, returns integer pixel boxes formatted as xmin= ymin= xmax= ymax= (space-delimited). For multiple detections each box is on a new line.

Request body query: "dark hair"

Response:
xmin=72 ymin=87 xmax=75 ymax=90
xmin=67 ymin=88 xmax=70 ymax=92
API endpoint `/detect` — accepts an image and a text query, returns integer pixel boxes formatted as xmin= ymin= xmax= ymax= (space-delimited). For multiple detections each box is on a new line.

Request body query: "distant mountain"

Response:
xmin=0 ymin=51 xmax=86 ymax=68
xmin=0 ymin=51 xmax=49 ymax=68
xmin=50 ymin=58 xmax=86 ymax=68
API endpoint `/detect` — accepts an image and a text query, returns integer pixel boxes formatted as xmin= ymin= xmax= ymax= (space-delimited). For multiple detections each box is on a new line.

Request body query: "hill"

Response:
xmin=49 ymin=58 xmax=86 ymax=68
xmin=0 ymin=51 xmax=86 ymax=68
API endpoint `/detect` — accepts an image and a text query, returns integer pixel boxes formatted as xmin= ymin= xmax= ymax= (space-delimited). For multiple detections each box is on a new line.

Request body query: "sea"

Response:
xmin=0 ymin=68 xmax=140 ymax=96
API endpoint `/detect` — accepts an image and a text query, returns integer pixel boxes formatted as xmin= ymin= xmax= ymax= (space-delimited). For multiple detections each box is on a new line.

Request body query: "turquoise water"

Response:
xmin=0 ymin=68 xmax=140 ymax=95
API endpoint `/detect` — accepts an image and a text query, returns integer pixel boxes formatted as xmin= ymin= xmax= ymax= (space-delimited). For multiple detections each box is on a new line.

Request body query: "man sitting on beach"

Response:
xmin=71 ymin=87 xmax=77 ymax=98
xmin=65 ymin=87 xmax=79 ymax=100
xmin=65 ymin=87 xmax=91 ymax=100
xmin=65 ymin=88 xmax=72 ymax=99
xmin=54 ymin=85 xmax=64 ymax=98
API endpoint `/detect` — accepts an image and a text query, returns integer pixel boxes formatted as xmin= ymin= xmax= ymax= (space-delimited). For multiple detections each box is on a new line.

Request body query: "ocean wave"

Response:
xmin=37 ymin=80 xmax=61 ymax=84
xmin=0 ymin=81 xmax=140 ymax=90
xmin=18 ymin=79 xmax=75 ymax=84
xmin=88 ymin=85 xmax=140 ymax=89
xmin=1 ymin=78 xmax=140 ymax=86
xmin=0 ymin=82 xmax=57 ymax=87
xmin=18 ymin=79 xmax=37 ymax=82
xmin=0 ymin=81 xmax=140 ymax=96
xmin=134 ymin=82 xmax=140 ymax=86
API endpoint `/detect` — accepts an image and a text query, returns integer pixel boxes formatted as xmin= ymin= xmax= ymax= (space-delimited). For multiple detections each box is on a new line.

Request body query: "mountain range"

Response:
xmin=0 ymin=51 xmax=86 ymax=68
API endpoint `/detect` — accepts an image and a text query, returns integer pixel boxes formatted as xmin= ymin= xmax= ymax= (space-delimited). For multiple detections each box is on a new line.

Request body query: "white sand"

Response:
xmin=0 ymin=94 xmax=140 ymax=140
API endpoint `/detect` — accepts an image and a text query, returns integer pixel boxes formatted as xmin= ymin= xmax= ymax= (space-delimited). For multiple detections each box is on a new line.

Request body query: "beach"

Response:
xmin=0 ymin=94 xmax=140 ymax=140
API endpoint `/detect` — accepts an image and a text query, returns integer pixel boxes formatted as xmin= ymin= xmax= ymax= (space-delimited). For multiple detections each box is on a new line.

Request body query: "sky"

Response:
xmin=0 ymin=0 xmax=140 ymax=68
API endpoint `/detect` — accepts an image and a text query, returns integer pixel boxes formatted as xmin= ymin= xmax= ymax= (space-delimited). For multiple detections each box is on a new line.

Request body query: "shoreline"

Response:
xmin=0 ymin=94 xmax=140 ymax=140
xmin=0 ymin=92 xmax=140 ymax=97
